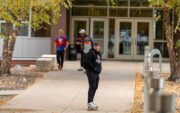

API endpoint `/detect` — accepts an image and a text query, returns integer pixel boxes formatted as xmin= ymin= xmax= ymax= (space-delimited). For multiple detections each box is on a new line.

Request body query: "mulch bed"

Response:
xmin=132 ymin=72 xmax=180 ymax=113
xmin=0 ymin=65 xmax=46 ymax=106
xmin=0 ymin=95 xmax=16 ymax=106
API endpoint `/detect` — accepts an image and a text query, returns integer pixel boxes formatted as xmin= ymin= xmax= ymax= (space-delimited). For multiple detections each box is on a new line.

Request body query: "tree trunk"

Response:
xmin=0 ymin=17 xmax=22 ymax=75
xmin=173 ymin=10 xmax=180 ymax=82
xmin=163 ymin=4 xmax=176 ymax=80
xmin=0 ymin=22 xmax=11 ymax=75
xmin=6 ymin=18 xmax=22 ymax=73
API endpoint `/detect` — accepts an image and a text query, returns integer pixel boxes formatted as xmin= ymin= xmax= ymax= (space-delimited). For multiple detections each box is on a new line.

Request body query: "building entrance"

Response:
xmin=115 ymin=19 xmax=153 ymax=60
xmin=71 ymin=18 xmax=108 ymax=58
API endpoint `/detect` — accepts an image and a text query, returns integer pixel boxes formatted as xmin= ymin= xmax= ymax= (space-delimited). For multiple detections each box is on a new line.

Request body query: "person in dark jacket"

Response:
xmin=85 ymin=42 xmax=102 ymax=110
xmin=80 ymin=35 xmax=94 ymax=70
xmin=76 ymin=29 xmax=86 ymax=71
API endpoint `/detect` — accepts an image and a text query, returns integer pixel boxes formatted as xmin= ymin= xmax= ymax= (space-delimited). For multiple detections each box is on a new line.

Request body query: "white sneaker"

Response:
xmin=92 ymin=102 xmax=98 ymax=108
xmin=88 ymin=102 xmax=98 ymax=111
xmin=88 ymin=102 xmax=98 ymax=108
xmin=77 ymin=67 xmax=83 ymax=71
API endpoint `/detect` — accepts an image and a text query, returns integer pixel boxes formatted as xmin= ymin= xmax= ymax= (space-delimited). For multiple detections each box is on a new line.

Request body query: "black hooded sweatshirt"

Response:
xmin=85 ymin=48 xmax=102 ymax=74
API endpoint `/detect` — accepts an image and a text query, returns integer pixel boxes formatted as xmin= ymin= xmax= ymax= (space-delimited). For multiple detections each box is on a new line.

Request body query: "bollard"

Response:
xmin=148 ymin=78 xmax=165 ymax=113
xmin=160 ymin=94 xmax=175 ymax=113
xmin=143 ymin=70 xmax=159 ymax=113
xmin=144 ymin=53 xmax=153 ymax=74
xmin=150 ymin=49 xmax=162 ymax=72
xmin=147 ymin=70 xmax=158 ymax=78
xmin=143 ymin=70 xmax=158 ymax=113
xmin=149 ymin=78 xmax=164 ymax=90
xmin=149 ymin=93 xmax=161 ymax=112
xmin=143 ymin=81 xmax=150 ymax=113
xmin=144 ymin=46 xmax=151 ymax=74
xmin=145 ymin=46 xmax=150 ymax=52
xmin=149 ymin=94 xmax=175 ymax=113
xmin=149 ymin=78 xmax=164 ymax=94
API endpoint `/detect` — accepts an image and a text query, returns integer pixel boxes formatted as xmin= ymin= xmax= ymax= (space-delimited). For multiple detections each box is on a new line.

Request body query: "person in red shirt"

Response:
xmin=54 ymin=29 xmax=69 ymax=71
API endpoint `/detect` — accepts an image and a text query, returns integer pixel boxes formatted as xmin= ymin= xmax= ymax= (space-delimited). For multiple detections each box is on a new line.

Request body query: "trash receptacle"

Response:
xmin=69 ymin=45 xmax=77 ymax=61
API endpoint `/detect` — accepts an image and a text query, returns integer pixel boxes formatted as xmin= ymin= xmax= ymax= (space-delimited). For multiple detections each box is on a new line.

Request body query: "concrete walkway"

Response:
xmin=0 ymin=90 xmax=24 ymax=96
xmin=0 ymin=61 xmax=170 ymax=113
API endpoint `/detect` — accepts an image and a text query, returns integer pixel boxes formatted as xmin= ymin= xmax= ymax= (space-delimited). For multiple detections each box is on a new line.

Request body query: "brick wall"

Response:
xmin=51 ymin=6 xmax=68 ymax=54
xmin=0 ymin=60 xmax=35 ymax=67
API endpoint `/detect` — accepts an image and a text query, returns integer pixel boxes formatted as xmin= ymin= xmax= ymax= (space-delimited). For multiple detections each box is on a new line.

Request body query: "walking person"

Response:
xmin=80 ymin=34 xmax=94 ymax=70
xmin=77 ymin=29 xmax=86 ymax=71
xmin=85 ymin=42 xmax=102 ymax=111
xmin=54 ymin=29 xmax=69 ymax=71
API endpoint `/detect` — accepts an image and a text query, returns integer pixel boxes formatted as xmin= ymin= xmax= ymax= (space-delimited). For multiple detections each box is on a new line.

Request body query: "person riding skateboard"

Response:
xmin=85 ymin=42 xmax=102 ymax=111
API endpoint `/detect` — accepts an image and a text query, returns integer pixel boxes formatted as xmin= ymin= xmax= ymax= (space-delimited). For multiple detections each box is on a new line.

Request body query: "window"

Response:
xmin=130 ymin=0 xmax=149 ymax=7
xmin=108 ymin=19 xmax=115 ymax=58
xmin=153 ymin=9 xmax=168 ymax=58
xmin=110 ymin=0 xmax=128 ymax=6
xmin=155 ymin=20 xmax=165 ymax=40
xmin=72 ymin=7 xmax=107 ymax=16
xmin=18 ymin=23 xmax=29 ymax=36
xmin=72 ymin=0 xmax=107 ymax=6
xmin=0 ymin=22 xmax=29 ymax=37
xmin=72 ymin=7 xmax=89 ymax=16
xmin=72 ymin=0 xmax=91 ymax=5
xmin=74 ymin=21 xmax=87 ymax=43
xmin=91 ymin=0 xmax=108 ymax=6
xmin=154 ymin=42 xmax=168 ymax=58
xmin=154 ymin=10 xmax=163 ymax=20
xmin=154 ymin=9 xmax=167 ymax=41
xmin=130 ymin=9 xmax=153 ymax=17
xmin=109 ymin=8 xmax=128 ymax=17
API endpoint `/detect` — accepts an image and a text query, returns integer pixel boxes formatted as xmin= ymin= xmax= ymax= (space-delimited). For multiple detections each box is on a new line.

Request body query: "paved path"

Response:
xmin=0 ymin=90 xmax=24 ymax=96
xmin=0 ymin=61 xmax=170 ymax=113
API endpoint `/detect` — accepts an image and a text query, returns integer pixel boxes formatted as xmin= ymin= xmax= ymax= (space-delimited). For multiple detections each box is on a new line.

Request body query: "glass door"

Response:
xmin=71 ymin=18 xmax=89 ymax=45
xmin=90 ymin=18 xmax=108 ymax=58
xmin=134 ymin=20 xmax=153 ymax=60
xmin=115 ymin=19 xmax=153 ymax=60
xmin=115 ymin=19 xmax=134 ymax=59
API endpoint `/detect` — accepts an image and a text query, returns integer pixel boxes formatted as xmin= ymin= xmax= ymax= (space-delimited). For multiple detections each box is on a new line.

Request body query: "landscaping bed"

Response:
xmin=0 ymin=65 xmax=46 ymax=106
xmin=0 ymin=95 xmax=16 ymax=106
xmin=132 ymin=72 xmax=180 ymax=113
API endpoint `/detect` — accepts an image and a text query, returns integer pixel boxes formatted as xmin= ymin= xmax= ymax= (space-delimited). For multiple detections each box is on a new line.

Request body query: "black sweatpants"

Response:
xmin=81 ymin=52 xmax=87 ymax=68
xmin=56 ymin=50 xmax=64 ymax=67
xmin=80 ymin=52 xmax=84 ymax=67
xmin=86 ymin=71 xmax=99 ymax=103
